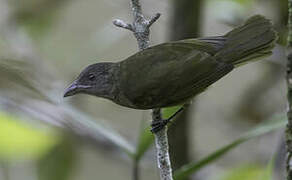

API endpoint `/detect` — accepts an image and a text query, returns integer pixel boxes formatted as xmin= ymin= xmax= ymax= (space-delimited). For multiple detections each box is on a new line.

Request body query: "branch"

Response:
xmin=287 ymin=0 xmax=292 ymax=179
xmin=113 ymin=19 xmax=133 ymax=32
xmin=113 ymin=0 xmax=160 ymax=50
xmin=152 ymin=108 xmax=173 ymax=180
xmin=113 ymin=1 xmax=173 ymax=180
xmin=133 ymin=160 xmax=139 ymax=180
xmin=147 ymin=13 xmax=161 ymax=28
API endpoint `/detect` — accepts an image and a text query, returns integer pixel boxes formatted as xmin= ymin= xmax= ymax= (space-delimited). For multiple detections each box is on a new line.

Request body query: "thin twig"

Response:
xmin=113 ymin=19 xmax=134 ymax=31
xmin=133 ymin=160 xmax=139 ymax=180
xmin=147 ymin=13 xmax=161 ymax=28
xmin=287 ymin=0 xmax=292 ymax=179
xmin=113 ymin=0 xmax=160 ymax=50
xmin=113 ymin=1 xmax=173 ymax=180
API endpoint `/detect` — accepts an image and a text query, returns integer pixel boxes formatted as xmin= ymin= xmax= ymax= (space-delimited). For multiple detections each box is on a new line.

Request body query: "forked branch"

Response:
xmin=113 ymin=1 xmax=173 ymax=180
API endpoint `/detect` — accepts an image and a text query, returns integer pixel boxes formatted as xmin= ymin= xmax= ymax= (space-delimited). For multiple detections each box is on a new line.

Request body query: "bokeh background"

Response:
xmin=0 ymin=0 xmax=288 ymax=179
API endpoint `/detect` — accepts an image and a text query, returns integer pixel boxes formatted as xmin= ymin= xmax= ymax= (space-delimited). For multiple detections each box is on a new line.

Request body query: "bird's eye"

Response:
xmin=88 ymin=74 xmax=95 ymax=81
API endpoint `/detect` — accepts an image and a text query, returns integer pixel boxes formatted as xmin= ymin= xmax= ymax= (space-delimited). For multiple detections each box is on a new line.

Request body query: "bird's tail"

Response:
xmin=203 ymin=15 xmax=277 ymax=66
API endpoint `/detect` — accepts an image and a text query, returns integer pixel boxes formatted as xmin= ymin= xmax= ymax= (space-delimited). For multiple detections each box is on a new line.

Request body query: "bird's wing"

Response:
xmin=177 ymin=36 xmax=227 ymax=54
xmin=118 ymin=40 xmax=233 ymax=109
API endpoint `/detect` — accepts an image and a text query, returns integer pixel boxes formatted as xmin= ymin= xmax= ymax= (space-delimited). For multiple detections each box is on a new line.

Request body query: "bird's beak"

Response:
xmin=64 ymin=81 xmax=78 ymax=97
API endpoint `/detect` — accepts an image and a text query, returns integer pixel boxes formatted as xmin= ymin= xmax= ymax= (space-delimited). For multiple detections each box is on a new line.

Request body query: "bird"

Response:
xmin=64 ymin=15 xmax=277 ymax=132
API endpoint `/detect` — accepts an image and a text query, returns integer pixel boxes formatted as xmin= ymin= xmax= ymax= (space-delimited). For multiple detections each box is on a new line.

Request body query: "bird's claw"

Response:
xmin=150 ymin=106 xmax=185 ymax=133
xmin=151 ymin=119 xmax=170 ymax=133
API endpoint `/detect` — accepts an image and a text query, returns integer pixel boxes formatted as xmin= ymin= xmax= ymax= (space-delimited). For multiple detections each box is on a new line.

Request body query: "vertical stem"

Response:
xmin=154 ymin=130 xmax=173 ymax=180
xmin=130 ymin=0 xmax=143 ymax=21
xmin=133 ymin=160 xmax=139 ymax=180
xmin=286 ymin=0 xmax=292 ymax=179
xmin=152 ymin=109 xmax=173 ymax=180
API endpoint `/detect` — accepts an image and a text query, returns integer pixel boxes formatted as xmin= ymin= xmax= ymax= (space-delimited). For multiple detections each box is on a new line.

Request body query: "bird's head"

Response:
xmin=64 ymin=62 xmax=116 ymax=99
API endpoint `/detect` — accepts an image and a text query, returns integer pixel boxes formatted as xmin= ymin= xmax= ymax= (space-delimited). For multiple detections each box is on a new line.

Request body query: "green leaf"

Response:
xmin=162 ymin=105 xmax=183 ymax=119
xmin=0 ymin=111 xmax=59 ymax=160
xmin=217 ymin=157 xmax=275 ymax=180
xmin=219 ymin=165 xmax=266 ymax=180
xmin=38 ymin=137 xmax=75 ymax=180
xmin=210 ymin=0 xmax=252 ymax=6
xmin=173 ymin=114 xmax=286 ymax=180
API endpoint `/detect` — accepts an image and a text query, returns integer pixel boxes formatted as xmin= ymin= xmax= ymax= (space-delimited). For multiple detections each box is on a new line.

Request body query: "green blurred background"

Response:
xmin=0 ymin=0 xmax=288 ymax=179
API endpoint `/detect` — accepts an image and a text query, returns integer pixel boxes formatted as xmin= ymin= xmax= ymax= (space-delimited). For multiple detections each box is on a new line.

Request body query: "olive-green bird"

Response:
xmin=64 ymin=15 xmax=277 ymax=125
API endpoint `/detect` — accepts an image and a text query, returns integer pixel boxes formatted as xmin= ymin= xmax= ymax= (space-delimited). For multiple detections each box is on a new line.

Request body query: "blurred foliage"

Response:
xmin=0 ymin=59 xmax=41 ymax=94
xmin=8 ymin=0 xmax=69 ymax=38
xmin=62 ymin=105 xmax=136 ymax=157
xmin=218 ymin=154 xmax=274 ymax=180
xmin=131 ymin=109 xmax=285 ymax=180
xmin=0 ymin=57 xmax=135 ymax=157
xmin=210 ymin=0 xmax=253 ymax=6
xmin=38 ymin=137 xmax=75 ymax=180
xmin=218 ymin=164 xmax=272 ymax=180
xmin=0 ymin=111 xmax=59 ymax=160
xmin=173 ymin=114 xmax=285 ymax=180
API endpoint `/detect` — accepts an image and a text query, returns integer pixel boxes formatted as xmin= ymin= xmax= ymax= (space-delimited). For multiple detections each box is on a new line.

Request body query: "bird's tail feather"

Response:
xmin=212 ymin=15 xmax=277 ymax=66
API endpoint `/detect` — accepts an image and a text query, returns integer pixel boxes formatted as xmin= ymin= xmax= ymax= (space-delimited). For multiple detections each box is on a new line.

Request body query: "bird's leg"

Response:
xmin=151 ymin=106 xmax=185 ymax=133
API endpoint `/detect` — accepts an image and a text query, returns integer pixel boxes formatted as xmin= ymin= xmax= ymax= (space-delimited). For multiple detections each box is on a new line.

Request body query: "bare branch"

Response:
xmin=147 ymin=13 xmax=161 ymax=28
xmin=152 ymin=108 xmax=173 ymax=180
xmin=130 ymin=0 xmax=143 ymax=20
xmin=155 ymin=130 xmax=172 ymax=180
xmin=113 ymin=19 xmax=134 ymax=31
xmin=115 ymin=0 xmax=172 ymax=180
xmin=114 ymin=0 xmax=161 ymax=50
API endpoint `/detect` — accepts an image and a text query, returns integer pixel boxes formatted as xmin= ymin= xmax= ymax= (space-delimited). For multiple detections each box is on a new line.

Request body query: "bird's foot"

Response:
xmin=151 ymin=119 xmax=170 ymax=133
xmin=150 ymin=106 xmax=185 ymax=133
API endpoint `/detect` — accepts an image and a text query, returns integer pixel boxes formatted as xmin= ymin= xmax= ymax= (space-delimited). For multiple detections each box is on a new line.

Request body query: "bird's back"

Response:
xmin=116 ymin=40 xmax=233 ymax=109
xmin=115 ymin=15 xmax=276 ymax=109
